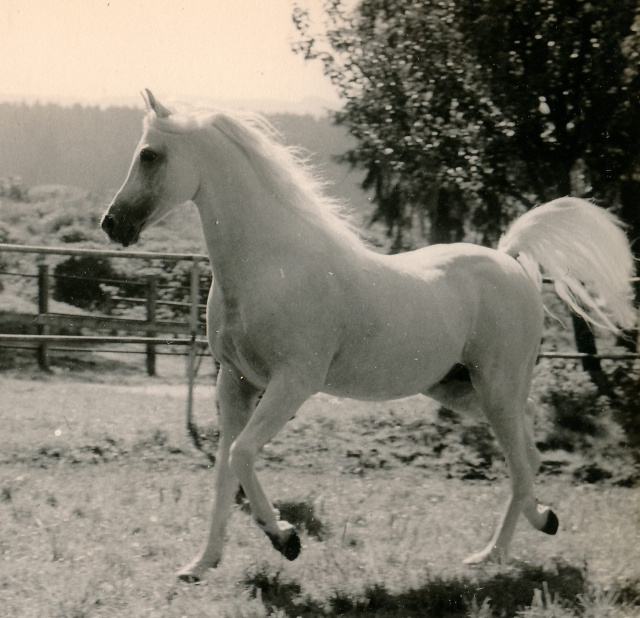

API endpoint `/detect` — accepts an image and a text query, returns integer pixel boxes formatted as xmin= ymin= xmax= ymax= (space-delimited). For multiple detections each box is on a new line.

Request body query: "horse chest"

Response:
xmin=207 ymin=303 xmax=274 ymax=387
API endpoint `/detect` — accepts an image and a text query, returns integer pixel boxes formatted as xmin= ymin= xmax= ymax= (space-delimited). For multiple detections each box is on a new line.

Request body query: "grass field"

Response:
xmin=1 ymin=356 xmax=638 ymax=617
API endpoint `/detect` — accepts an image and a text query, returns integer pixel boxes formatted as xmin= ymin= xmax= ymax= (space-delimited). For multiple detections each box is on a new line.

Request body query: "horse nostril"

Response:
xmin=101 ymin=214 xmax=115 ymax=234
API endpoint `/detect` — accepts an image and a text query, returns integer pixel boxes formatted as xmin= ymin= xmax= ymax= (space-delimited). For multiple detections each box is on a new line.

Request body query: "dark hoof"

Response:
xmin=541 ymin=509 xmax=559 ymax=535
xmin=267 ymin=529 xmax=301 ymax=561
xmin=177 ymin=573 xmax=201 ymax=584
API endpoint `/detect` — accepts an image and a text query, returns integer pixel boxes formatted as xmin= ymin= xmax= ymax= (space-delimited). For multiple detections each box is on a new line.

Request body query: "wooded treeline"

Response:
xmin=0 ymin=102 xmax=367 ymax=212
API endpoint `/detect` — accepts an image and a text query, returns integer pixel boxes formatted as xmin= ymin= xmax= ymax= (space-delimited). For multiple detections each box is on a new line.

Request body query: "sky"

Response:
xmin=0 ymin=0 xmax=340 ymax=112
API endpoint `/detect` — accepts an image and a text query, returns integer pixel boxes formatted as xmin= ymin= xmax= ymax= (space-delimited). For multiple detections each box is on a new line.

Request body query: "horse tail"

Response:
xmin=497 ymin=197 xmax=636 ymax=332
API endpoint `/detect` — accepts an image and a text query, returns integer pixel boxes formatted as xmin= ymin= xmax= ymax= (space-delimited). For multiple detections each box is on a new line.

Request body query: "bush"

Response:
xmin=52 ymin=255 xmax=121 ymax=310
xmin=0 ymin=222 xmax=13 ymax=244
xmin=0 ymin=176 xmax=29 ymax=201
xmin=534 ymin=362 xmax=603 ymax=444
xmin=532 ymin=360 xmax=639 ymax=484
xmin=44 ymin=211 xmax=75 ymax=234
xmin=57 ymin=225 xmax=92 ymax=244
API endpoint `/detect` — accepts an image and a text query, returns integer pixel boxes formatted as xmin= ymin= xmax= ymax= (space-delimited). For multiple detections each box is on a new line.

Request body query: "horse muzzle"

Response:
xmin=101 ymin=211 xmax=143 ymax=248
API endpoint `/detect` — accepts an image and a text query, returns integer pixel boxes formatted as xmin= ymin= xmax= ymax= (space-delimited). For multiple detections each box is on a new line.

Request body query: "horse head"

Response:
xmin=101 ymin=90 xmax=200 ymax=247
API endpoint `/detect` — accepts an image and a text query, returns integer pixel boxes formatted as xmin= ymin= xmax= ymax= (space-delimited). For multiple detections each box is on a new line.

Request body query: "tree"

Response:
xmin=294 ymin=0 xmax=518 ymax=249
xmin=458 ymin=0 xmax=640 ymax=218
xmin=294 ymin=0 xmax=640 ymax=363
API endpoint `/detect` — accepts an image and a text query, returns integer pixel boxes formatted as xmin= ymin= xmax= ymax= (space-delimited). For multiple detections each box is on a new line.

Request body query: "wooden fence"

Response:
xmin=0 ymin=243 xmax=211 ymax=375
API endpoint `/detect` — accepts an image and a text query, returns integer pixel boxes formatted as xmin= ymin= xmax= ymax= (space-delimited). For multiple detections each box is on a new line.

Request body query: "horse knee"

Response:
xmin=228 ymin=440 xmax=256 ymax=476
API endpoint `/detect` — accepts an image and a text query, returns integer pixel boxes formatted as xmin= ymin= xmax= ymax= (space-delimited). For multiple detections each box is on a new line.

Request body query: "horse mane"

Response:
xmin=145 ymin=105 xmax=365 ymax=249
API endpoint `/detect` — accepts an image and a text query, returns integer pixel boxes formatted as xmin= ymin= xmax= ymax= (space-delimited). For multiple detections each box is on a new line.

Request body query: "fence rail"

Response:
xmin=0 ymin=242 xmax=208 ymax=261
xmin=538 ymin=352 xmax=639 ymax=360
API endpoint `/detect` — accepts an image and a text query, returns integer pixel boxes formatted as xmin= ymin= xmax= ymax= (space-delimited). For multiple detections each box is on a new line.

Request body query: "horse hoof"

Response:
xmin=541 ymin=509 xmax=559 ymax=535
xmin=267 ymin=528 xmax=301 ymax=561
xmin=177 ymin=557 xmax=218 ymax=583
xmin=462 ymin=546 xmax=505 ymax=565
xmin=177 ymin=572 xmax=202 ymax=584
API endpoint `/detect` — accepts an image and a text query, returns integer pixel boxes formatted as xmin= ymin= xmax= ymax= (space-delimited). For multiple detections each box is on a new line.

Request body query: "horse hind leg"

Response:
xmin=524 ymin=397 xmax=542 ymax=475
xmin=520 ymin=397 xmax=557 ymax=534
xmin=425 ymin=376 xmax=557 ymax=563
xmin=524 ymin=397 xmax=558 ymax=535
xmin=464 ymin=391 xmax=558 ymax=565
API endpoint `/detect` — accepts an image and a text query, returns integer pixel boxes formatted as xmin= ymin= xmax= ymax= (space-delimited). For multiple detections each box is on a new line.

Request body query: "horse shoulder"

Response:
xmin=210 ymin=260 xmax=345 ymax=380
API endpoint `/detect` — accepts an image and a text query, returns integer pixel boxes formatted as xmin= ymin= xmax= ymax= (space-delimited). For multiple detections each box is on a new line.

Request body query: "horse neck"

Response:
xmin=191 ymin=136 xmax=338 ymax=293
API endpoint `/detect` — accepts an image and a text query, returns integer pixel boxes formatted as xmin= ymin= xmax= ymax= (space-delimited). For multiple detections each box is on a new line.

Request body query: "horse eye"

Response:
xmin=140 ymin=148 xmax=158 ymax=163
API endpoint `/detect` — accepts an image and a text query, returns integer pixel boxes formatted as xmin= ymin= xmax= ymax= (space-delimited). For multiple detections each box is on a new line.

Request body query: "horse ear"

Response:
xmin=141 ymin=90 xmax=152 ymax=112
xmin=143 ymin=89 xmax=172 ymax=118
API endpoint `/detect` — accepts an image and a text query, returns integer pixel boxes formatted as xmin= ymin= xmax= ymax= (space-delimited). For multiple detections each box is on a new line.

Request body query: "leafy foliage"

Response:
xmin=293 ymin=0 xmax=640 ymax=249
xmin=459 ymin=0 xmax=640 ymax=205
xmin=295 ymin=0 xmax=503 ymax=248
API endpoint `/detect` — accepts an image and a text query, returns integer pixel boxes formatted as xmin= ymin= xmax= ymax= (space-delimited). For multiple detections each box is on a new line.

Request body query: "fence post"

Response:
xmin=146 ymin=274 xmax=157 ymax=376
xmin=637 ymin=302 xmax=640 ymax=351
xmin=37 ymin=263 xmax=50 ymax=371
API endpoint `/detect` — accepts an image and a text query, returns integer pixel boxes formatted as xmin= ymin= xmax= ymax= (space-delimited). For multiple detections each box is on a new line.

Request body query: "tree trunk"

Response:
xmin=617 ymin=177 xmax=640 ymax=352
xmin=429 ymin=186 xmax=465 ymax=245
xmin=558 ymin=173 xmax=602 ymax=372
xmin=571 ymin=314 xmax=601 ymax=373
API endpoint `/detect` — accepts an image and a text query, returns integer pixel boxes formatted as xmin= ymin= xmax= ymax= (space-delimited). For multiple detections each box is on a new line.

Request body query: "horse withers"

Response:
xmin=102 ymin=90 xmax=636 ymax=582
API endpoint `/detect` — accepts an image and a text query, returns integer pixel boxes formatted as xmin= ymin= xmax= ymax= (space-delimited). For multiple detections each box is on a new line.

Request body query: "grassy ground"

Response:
xmin=1 ymin=358 xmax=639 ymax=617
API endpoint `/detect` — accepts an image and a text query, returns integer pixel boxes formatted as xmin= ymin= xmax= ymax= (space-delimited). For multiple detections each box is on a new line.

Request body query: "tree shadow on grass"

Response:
xmin=243 ymin=560 xmax=587 ymax=617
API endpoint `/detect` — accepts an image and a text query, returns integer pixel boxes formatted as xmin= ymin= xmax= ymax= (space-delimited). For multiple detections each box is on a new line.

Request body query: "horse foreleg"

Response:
xmin=177 ymin=365 xmax=261 ymax=583
xmin=228 ymin=373 xmax=315 ymax=561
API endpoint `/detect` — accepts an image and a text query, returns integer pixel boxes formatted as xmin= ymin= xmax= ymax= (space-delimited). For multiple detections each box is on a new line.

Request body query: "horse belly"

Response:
xmin=323 ymin=363 xmax=450 ymax=401
xmin=322 ymin=303 xmax=466 ymax=401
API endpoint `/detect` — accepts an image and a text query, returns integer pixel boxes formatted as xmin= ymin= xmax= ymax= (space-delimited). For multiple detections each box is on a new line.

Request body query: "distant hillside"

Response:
xmin=0 ymin=102 xmax=372 ymax=223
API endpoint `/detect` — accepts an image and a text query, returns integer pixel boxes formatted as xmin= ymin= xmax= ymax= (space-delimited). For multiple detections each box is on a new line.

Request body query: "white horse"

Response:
xmin=102 ymin=90 xmax=635 ymax=582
